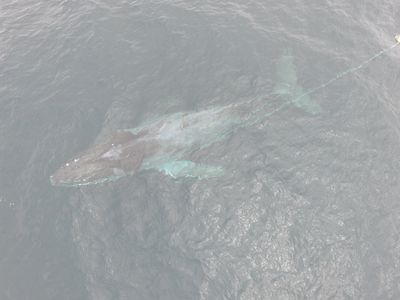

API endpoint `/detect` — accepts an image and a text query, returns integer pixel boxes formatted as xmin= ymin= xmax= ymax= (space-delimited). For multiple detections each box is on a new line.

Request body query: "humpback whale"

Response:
xmin=50 ymin=50 xmax=321 ymax=187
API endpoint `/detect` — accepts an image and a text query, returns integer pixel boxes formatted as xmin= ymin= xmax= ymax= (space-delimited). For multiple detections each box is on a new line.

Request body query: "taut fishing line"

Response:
xmin=295 ymin=35 xmax=400 ymax=103
xmin=257 ymin=34 xmax=400 ymax=119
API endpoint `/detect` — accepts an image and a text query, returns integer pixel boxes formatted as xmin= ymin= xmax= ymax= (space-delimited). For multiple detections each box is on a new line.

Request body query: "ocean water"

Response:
xmin=1 ymin=0 xmax=400 ymax=299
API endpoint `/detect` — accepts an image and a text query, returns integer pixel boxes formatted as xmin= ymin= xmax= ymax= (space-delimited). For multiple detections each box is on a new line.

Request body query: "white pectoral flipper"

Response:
xmin=273 ymin=49 xmax=322 ymax=115
xmin=155 ymin=160 xmax=225 ymax=179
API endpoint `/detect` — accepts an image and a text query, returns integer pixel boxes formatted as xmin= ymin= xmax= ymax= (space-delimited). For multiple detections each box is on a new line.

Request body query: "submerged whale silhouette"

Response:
xmin=50 ymin=104 xmax=248 ymax=186
xmin=50 ymin=50 xmax=321 ymax=187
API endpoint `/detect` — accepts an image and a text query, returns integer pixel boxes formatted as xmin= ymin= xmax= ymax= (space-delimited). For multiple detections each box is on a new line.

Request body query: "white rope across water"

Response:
xmin=294 ymin=36 xmax=400 ymax=103
xmin=255 ymin=34 xmax=400 ymax=120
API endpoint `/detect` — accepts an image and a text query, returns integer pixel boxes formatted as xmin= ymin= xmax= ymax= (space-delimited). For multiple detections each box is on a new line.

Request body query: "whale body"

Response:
xmin=50 ymin=49 xmax=321 ymax=187
xmin=50 ymin=103 xmax=254 ymax=186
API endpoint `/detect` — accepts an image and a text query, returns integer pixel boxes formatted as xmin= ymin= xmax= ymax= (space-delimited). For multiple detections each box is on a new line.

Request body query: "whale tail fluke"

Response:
xmin=273 ymin=49 xmax=322 ymax=115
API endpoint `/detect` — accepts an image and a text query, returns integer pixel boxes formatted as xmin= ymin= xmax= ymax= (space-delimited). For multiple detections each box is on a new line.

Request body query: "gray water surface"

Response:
xmin=1 ymin=1 xmax=400 ymax=299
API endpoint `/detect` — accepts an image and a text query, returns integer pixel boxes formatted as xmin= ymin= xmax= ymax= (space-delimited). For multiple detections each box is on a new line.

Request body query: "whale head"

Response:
xmin=50 ymin=130 xmax=148 ymax=187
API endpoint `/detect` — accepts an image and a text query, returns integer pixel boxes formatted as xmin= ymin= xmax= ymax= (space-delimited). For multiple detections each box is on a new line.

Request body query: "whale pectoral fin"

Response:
xmin=156 ymin=160 xmax=224 ymax=179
